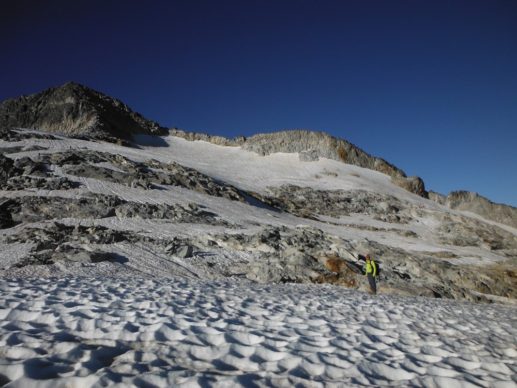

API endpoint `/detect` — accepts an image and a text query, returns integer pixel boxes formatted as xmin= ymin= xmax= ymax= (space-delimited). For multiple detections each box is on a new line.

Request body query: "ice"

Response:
xmin=0 ymin=277 xmax=515 ymax=386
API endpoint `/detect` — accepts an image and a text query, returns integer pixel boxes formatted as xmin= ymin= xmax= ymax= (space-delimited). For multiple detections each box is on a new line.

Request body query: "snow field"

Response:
xmin=3 ymin=133 xmax=514 ymax=268
xmin=0 ymin=278 xmax=515 ymax=387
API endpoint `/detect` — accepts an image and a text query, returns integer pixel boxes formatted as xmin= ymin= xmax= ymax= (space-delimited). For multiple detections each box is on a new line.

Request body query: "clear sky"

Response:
xmin=2 ymin=0 xmax=516 ymax=206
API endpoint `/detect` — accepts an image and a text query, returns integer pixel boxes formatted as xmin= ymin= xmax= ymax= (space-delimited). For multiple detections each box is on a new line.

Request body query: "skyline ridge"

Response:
xmin=1 ymin=80 xmax=515 ymax=210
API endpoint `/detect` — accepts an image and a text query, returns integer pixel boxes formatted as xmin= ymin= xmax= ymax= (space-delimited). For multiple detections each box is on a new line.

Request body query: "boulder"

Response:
xmin=0 ymin=154 xmax=18 ymax=184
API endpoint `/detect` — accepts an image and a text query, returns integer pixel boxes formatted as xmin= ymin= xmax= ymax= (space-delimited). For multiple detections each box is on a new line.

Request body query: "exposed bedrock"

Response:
xmin=257 ymin=185 xmax=412 ymax=223
xmin=0 ymin=194 xmax=224 ymax=228
xmin=208 ymin=226 xmax=516 ymax=302
xmin=4 ymin=223 xmax=139 ymax=268
xmin=0 ymin=153 xmax=80 ymax=190
xmin=0 ymin=154 xmax=20 ymax=185
xmin=430 ymin=190 xmax=517 ymax=229
xmin=436 ymin=213 xmax=517 ymax=254
xmin=33 ymin=150 xmax=246 ymax=201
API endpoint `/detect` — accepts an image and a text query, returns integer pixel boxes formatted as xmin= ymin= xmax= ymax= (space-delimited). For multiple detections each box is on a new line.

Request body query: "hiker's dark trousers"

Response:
xmin=367 ymin=274 xmax=377 ymax=294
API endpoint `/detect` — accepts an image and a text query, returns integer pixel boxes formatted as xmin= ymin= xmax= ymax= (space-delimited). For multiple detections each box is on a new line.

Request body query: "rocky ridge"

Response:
xmin=0 ymin=82 xmax=167 ymax=142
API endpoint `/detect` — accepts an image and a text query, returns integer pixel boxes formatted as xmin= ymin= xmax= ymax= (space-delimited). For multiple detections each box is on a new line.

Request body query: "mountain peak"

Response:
xmin=0 ymin=82 xmax=167 ymax=141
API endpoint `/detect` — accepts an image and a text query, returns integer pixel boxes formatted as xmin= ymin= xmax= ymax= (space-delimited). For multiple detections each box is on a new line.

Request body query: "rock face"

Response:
xmin=0 ymin=82 xmax=167 ymax=141
xmin=430 ymin=190 xmax=517 ymax=229
xmin=391 ymin=175 xmax=428 ymax=198
xmin=258 ymin=185 xmax=411 ymax=223
xmin=0 ymin=154 xmax=19 ymax=185
xmin=169 ymin=128 xmax=245 ymax=147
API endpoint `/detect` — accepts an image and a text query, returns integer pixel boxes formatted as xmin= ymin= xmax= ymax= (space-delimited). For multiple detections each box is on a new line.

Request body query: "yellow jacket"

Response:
xmin=365 ymin=259 xmax=377 ymax=277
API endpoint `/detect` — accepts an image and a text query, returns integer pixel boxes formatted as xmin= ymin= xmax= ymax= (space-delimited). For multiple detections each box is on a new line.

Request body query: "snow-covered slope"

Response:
xmin=1 ymin=130 xmax=516 ymax=301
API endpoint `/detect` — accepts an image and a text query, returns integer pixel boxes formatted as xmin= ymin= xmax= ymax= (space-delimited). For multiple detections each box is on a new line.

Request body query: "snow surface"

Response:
xmin=0 ymin=277 xmax=515 ymax=387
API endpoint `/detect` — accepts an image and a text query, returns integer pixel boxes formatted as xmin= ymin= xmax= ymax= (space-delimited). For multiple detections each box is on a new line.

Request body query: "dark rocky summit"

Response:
xmin=0 ymin=82 xmax=167 ymax=142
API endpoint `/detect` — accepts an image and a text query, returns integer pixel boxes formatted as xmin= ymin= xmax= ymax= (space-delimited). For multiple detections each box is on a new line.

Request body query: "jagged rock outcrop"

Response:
xmin=0 ymin=154 xmax=19 ymax=185
xmin=430 ymin=190 xmax=517 ymax=229
xmin=4 ymin=223 xmax=137 ymax=268
xmin=391 ymin=175 xmax=428 ymax=198
xmin=169 ymin=128 xmax=245 ymax=146
xmin=33 ymin=149 xmax=247 ymax=202
xmin=0 ymin=82 xmax=167 ymax=142
xmin=243 ymin=130 xmax=402 ymax=174
xmin=0 ymin=194 xmax=224 ymax=228
xmin=243 ymin=131 xmax=429 ymax=197
xmin=257 ymin=185 xmax=411 ymax=223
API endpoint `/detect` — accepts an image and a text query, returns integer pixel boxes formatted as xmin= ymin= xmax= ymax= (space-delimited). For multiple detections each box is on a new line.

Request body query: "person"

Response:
xmin=364 ymin=254 xmax=377 ymax=294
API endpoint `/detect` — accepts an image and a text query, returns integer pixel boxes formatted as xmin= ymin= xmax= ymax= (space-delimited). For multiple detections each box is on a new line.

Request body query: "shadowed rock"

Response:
xmin=0 ymin=194 xmax=224 ymax=228
xmin=0 ymin=82 xmax=167 ymax=142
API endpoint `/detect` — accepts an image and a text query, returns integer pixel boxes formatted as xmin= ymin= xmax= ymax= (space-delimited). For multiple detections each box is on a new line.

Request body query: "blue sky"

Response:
xmin=2 ymin=0 xmax=516 ymax=206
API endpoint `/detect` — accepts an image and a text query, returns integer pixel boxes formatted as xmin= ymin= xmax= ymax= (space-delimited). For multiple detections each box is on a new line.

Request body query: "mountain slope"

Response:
xmin=1 ymin=84 xmax=515 ymax=387
xmin=0 ymin=83 xmax=516 ymax=303
xmin=170 ymin=128 xmax=428 ymax=197
xmin=1 ymin=130 xmax=516 ymax=302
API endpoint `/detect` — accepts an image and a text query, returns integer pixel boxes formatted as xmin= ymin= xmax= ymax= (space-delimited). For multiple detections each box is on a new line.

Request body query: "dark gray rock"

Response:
xmin=257 ymin=185 xmax=411 ymax=223
xmin=0 ymin=153 xmax=81 ymax=191
xmin=0 ymin=154 xmax=19 ymax=185
xmin=0 ymin=82 xmax=168 ymax=142
xmin=0 ymin=127 xmax=59 ymax=141
xmin=175 ymin=245 xmax=194 ymax=258
xmin=0 ymin=194 xmax=223 ymax=227
xmin=4 ymin=176 xmax=80 ymax=191
xmin=0 ymin=201 xmax=16 ymax=229
xmin=38 ymin=149 xmax=246 ymax=201
xmin=4 ymin=195 xmax=120 ymax=225
xmin=13 ymin=156 xmax=50 ymax=176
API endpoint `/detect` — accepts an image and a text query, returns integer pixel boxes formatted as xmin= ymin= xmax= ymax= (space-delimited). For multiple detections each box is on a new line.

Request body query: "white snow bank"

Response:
xmin=0 ymin=278 xmax=515 ymax=387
